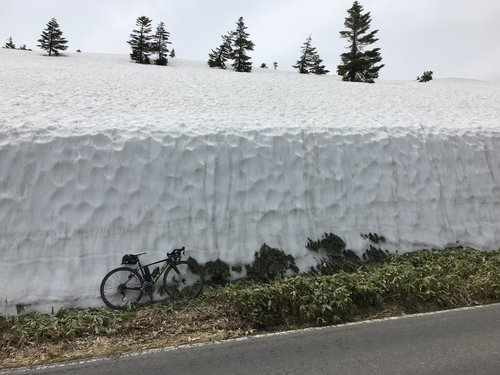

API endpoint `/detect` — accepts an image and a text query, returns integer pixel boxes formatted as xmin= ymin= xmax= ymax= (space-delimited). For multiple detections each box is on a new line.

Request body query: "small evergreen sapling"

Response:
xmin=127 ymin=16 xmax=153 ymax=64
xmin=37 ymin=18 xmax=68 ymax=56
xmin=169 ymin=48 xmax=175 ymax=58
xmin=4 ymin=36 xmax=15 ymax=49
xmin=417 ymin=71 xmax=433 ymax=82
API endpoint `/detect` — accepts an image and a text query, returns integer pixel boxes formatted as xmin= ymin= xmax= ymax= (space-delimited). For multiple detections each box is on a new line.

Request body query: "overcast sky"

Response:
xmin=2 ymin=0 xmax=500 ymax=81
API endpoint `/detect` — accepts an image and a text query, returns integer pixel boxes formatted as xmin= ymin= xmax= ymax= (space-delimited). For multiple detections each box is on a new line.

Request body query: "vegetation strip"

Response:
xmin=1 ymin=247 xmax=499 ymax=369
xmin=4 ymin=303 xmax=498 ymax=375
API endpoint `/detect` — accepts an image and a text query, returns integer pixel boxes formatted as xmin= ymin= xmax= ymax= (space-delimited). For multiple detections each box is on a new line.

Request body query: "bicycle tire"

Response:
xmin=162 ymin=260 xmax=204 ymax=301
xmin=100 ymin=266 xmax=144 ymax=309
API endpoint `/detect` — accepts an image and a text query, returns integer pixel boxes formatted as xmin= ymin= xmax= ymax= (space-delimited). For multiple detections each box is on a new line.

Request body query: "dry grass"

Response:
xmin=1 ymin=301 xmax=485 ymax=370
xmin=0 ymin=301 xmax=253 ymax=369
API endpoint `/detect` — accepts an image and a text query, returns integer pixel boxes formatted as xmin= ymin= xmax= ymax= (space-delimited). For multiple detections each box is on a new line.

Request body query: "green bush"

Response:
xmin=204 ymin=259 xmax=231 ymax=285
xmin=231 ymin=265 xmax=243 ymax=273
xmin=307 ymin=233 xmax=362 ymax=274
xmin=360 ymin=233 xmax=390 ymax=263
xmin=245 ymin=244 xmax=299 ymax=283
xmin=221 ymin=272 xmax=381 ymax=326
xmin=222 ymin=248 xmax=500 ymax=327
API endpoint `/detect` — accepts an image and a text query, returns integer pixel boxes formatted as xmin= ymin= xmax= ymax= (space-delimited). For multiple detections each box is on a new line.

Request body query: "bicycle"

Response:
xmin=100 ymin=247 xmax=204 ymax=309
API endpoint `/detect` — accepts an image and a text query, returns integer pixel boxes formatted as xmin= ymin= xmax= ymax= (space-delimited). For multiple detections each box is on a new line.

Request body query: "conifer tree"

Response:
xmin=293 ymin=35 xmax=328 ymax=75
xmin=231 ymin=17 xmax=254 ymax=72
xmin=169 ymin=48 xmax=175 ymax=58
xmin=293 ymin=35 xmax=316 ymax=74
xmin=127 ymin=16 xmax=153 ymax=64
xmin=37 ymin=18 xmax=68 ymax=56
xmin=5 ymin=36 xmax=15 ymax=49
xmin=337 ymin=1 xmax=384 ymax=83
xmin=152 ymin=21 xmax=171 ymax=66
xmin=310 ymin=53 xmax=330 ymax=75
xmin=208 ymin=31 xmax=233 ymax=69
xmin=292 ymin=35 xmax=314 ymax=74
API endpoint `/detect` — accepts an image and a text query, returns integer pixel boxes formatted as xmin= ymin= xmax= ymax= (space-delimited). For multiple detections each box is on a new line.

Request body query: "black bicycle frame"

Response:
xmin=135 ymin=257 xmax=169 ymax=283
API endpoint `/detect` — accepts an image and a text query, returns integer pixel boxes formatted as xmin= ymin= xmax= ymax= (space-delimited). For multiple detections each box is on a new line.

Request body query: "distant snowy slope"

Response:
xmin=1 ymin=49 xmax=499 ymax=313
xmin=1 ymin=49 xmax=499 ymax=137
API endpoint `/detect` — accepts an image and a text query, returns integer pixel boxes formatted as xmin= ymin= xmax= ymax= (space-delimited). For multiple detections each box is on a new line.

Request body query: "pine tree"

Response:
xmin=231 ymin=17 xmax=254 ymax=72
xmin=293 ymin=35 xmax=328 ymax=75
xmin=152 ymin=22 xmax=171 ymax=66
xmin=169 ymin=48 xmax=175 ymax=58
xmin=310 ymin=53 xmax=330 ymax=75
xmin=37 ymin=18 xmax=68 ymax=56
xmin=127 ymin=16 xmax=153 ymax=64
xmin=337 ymin=1 xmax=384 ymax=83
xmin=293 ymin=35 xmax=316 ymax=74
xmin=5 ymin=36 xmax=15 ymax=49
xmin=208 ymin=31 xmax=233 ymax=69
xmin=273 ymin=62 xmax=278 ymax=70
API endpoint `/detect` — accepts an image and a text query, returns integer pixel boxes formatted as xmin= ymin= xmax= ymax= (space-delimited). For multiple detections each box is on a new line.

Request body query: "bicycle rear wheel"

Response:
xmin=100 ymin=267 xmax=144 ymax=309
xmin=162 ymin=260 xmax=204 ymax=301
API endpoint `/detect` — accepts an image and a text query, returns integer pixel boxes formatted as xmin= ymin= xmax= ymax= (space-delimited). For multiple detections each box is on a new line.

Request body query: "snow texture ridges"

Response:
xmin=1 ymin=49 xmax=499 ymax=313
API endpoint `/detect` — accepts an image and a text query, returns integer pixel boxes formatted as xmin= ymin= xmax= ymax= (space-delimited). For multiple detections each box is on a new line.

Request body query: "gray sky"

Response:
xmin=2 ymin=0 xmax=500 ymax=81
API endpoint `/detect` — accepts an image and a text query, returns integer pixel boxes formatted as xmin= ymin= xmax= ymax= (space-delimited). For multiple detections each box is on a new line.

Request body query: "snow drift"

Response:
xmin=1 ymin=49 xmax=499 ymax=314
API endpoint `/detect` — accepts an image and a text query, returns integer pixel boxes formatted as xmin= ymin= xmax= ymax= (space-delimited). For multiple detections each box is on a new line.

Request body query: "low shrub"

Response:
xmin=231 ymin=265 xmax=243 ymax=273
xmin=245 ymin=244 xmax=299 ymax=282
xmin=307 ymin=232 xmax=362 ymax=274
xmin=221 ymin=248 xmax=500 ymax=327
xmin=204 ymin=259 xmax=231 ymax=285
xmin=1 ymin=308 xmax=134 ymax=347
xmin=417 ymin=70 xmax=433 ymax=82
xmin=360 ymin=232 xmax=391 ymax=263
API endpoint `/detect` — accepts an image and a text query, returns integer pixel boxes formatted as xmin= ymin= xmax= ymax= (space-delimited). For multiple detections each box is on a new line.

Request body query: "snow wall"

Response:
xmin=1 ymin=127 xmax=500 ymax=314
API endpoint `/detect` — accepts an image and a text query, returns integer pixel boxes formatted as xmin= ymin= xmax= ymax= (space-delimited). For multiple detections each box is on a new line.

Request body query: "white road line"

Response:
xmin=3 ymin=302 xmax=499 ymax=374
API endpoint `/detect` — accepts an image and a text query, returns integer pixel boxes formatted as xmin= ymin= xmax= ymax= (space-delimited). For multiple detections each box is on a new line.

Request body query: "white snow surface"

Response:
xmin=1 ymin=49 xmax=500 ymax=314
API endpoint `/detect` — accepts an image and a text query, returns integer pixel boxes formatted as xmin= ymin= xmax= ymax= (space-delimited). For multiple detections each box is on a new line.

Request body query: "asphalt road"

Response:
xmin=5 ymin=303 xmax=500 ymax=375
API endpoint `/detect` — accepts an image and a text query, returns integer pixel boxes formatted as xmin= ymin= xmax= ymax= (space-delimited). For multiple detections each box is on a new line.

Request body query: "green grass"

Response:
xmin=1 ymin=248 xmax=499 ymax=351
xmin=221 ymin=248 xmax=500 ymax=326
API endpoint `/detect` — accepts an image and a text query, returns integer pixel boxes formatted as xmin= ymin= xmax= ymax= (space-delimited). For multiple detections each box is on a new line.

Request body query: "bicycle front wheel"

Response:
xmin=100 ymin=267 xmax=144 ymax=309
xmin=163 ymin=260 xmax=204 ymax=301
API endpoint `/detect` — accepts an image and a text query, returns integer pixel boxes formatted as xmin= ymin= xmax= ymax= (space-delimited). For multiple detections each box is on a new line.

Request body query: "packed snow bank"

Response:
xmin=1 ymin=49 xmax=499 ymax=314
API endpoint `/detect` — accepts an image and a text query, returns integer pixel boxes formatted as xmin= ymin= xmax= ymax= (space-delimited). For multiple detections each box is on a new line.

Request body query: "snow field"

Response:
xmin=0 ymin=49 xmax=499 ymax=314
